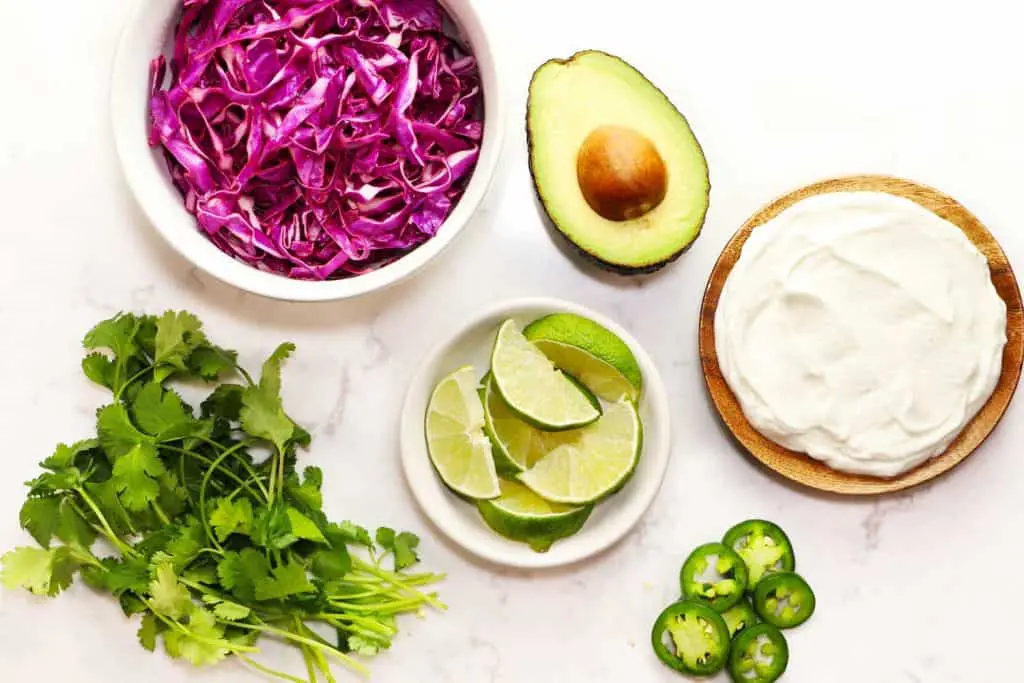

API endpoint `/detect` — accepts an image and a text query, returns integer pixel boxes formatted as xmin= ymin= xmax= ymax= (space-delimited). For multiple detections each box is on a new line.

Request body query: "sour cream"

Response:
xmin=715 ymin=191 xmax=1007 ymax=477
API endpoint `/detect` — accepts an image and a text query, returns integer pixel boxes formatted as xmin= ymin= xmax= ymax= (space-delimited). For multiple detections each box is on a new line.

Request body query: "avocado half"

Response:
xmin=527 ymin=50 xmax=711 ymax=275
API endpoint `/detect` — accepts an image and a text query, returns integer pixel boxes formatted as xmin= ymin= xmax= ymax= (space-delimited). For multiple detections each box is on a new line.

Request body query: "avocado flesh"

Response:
xmin=527 ymin=50 xmax=710 ymax=274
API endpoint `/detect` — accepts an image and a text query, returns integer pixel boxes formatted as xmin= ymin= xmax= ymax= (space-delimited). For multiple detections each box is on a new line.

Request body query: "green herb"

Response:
xmin=2 ymin=311 xmax=445 ymax=682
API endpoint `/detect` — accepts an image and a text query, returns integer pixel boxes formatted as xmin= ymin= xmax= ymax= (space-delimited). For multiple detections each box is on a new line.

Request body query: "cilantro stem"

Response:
xmin=74 ymin=486 xmax=136 ymax=558
xmin=238 ymin=654 xmax=308 ymax=683
xmin=141 ymin=599 xmax=259 ymax=654
xmin=295 ymin=617 xmax=319 ymax=683
xmin=151 ymin=501 xmax=171 ymax=525
xmin=114 ymin=365 xmax=155 ymax=401
xmin=350 ymin=559 xmax=446 ymax=610
xmin=180 ymin=436 xmax=270 ymax=501
xmin=310 ymin=647 xmax=337 ymax=683
xmin=236 ymin=365 xmax=256 ymax=387
xmin=326 ymin=597 xmax=430 ymax=615
xmin=226 ymin=622 xmax=368 ymax=676
xmin=197 ymin=440 xmax=264 ymax=552
xmin=315 ymin=613 xmax=395 ymax=637
xmin=295 ymin=622 xmax=340 ymax=683
xmin=160 ymin=444 xmax=265 ymax=501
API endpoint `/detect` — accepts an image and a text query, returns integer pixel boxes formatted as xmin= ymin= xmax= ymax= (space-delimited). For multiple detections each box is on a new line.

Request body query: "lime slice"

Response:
xmin=490 ymin=319 xmax=601 ymax=431
xmin=477 ymin=479 xmax=593 ymax=553
xmin=524 ymin=313 xmax=643 ymax=402
xmin=481 ymin=375 xmax=551 ymax=475
xmin=425 ymin=366 xmax=500 ymax=500
xmin=518 ymin=398 xmax=643 ymax=505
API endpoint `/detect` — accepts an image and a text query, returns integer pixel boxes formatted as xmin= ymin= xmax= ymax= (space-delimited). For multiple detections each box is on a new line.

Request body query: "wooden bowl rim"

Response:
xmin=699 ymin=174 xmax=1024 ymax=495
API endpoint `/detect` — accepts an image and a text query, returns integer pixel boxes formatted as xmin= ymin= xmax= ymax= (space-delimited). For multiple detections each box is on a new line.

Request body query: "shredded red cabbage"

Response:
xmin=148 ymin=0 xmax=483 ymax=281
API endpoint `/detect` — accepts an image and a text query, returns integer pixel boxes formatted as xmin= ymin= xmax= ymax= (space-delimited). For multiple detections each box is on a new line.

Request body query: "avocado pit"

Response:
xmin=576 ymin=125 xmax=668 ymax=222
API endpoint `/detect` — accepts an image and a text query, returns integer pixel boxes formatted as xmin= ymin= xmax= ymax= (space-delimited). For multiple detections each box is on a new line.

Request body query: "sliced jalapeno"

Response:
xmin=727 ymin=623 xmax=789 ymax=683
xmin=651 ymin=600 xmax=731 ymax=676
xmin=722 ymin=519 xmax=796 ymax=589
xmin=721 ymin=598 xmax=760 ymax=638
xmin=679 ymin=542 xmax=749 ymax=612
xmin=752 ymin=571 xmax=816 ymax=629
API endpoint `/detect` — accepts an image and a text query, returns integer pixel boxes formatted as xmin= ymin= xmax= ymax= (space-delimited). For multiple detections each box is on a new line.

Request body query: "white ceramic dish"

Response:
xmin=399 ymin=297 xmax=672 ymax=569
xmin=110 ymin=0 xmax=505 ymax=302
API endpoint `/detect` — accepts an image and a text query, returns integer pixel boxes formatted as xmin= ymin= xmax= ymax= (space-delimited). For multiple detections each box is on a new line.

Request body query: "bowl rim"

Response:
xmin=399 ymin=296 xmax=673 ymax=569
xmin=110 ymin=0 xmax=506 ymax=302
xmin=699 ymin=174 xmax=1024 ymax=495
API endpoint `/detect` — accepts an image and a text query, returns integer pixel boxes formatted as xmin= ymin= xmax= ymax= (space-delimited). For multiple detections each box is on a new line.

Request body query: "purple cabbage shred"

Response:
xmin=148 ymin=0 xmax=483 ymax=280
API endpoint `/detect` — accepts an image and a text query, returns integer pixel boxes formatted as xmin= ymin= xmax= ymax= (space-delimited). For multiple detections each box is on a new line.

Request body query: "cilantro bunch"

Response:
xmin=1 ymin=312 xmax=445 ymax=682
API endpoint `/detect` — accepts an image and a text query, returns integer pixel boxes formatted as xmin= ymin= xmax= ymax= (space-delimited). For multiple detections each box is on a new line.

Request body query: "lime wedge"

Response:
xmin=490 ymin=319 xmax=601 ymax=431
xmin=518 ymin=398 xmax=643 ymax=505
xmin=524 ymin=313 xmax=643 ymax=402
xmin=481 ymin=375 xmax=551 ymax=475
xmin=477 ymin=479 xmax=593 ymax=553
xmin=425 ymin=366 xmax=500 ymax=500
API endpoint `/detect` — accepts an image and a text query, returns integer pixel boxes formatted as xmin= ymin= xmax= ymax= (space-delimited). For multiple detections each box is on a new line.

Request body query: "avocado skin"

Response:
xmin=525 ymin=50 xmax=711 ymax=276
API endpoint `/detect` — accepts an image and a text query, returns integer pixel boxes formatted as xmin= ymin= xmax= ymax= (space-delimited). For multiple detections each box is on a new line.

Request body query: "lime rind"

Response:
xmin=490 ymin=319 xmax=602 ymax=431
xmin=477 ymin=480 xmax=593 ymax=553
xmin=524 ymin=313 xmax=643 ymax=401
xmin=425 ymin=366 xmax=501 ymax=500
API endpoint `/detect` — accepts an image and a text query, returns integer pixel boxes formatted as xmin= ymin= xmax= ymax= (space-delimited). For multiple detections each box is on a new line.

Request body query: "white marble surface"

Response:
xmin=1 ymin=0 xmax=1023 ymax=680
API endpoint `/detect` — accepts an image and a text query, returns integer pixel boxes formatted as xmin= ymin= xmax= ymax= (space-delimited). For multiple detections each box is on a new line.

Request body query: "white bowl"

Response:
xmin=399 ymin=297 xmax=672 ymax=569
xmin=110 ymin=0 xmax=505 ymax=302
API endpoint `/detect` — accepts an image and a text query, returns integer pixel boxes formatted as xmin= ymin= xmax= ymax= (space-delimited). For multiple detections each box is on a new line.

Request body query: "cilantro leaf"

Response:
xmin=56 ymin=498 xmax=97 ymax=550
xmin=348 ymin=631 xmax=392 ymax=657
xmin=201 ymin=594 xmax=252 ymax=621
xmin=252 ymin=503 xmax=297 ymax=550
xmin=19 ymin=497 xmax=61 ymax=548
xmin=84 ymin=313 xmax=140 ymax=357
xmin=138 ymin=613 xmax=160 ymax=652
xmin=188 ymin=344 xmax=238 ymax=382
xmin=83 ymin=479 xmax=135 ymax=538
xmin=164 ymin=517 xmax=206 ymax=570
xmin=149 ymin=564 xmax=193 ymax=619
xmin=26 ymin=469 xmax=83 ymax=497
xmin=285 ymin=466 xmax=323 ymax=513
xmin=135 ymin=315 xmax=159 ymax=357
xmin=209 ymin=498 xmax=253 ymax=542
xmin=1 ymin=546 xmax=77 ymax=597
xmin=100 ymin=556 xmax=151 ymax=596
xmin=112 ymin=443 xmax=166 ymax=512
xmin=183 ymin=563 xmax=219 ymax=586
xmin=20 ymin=496 xmax=95 ymax=551
xmin=83 ymin=313 xmax=145 ymax=392
xmin=82 ymin=353 xmax=115 ymax=389
xmin=240 ymin=343 xmax=297 ymax=454
xmin=217 ymin=549 xmax=271 ymax=602
xmin=392 ymin=532 xmax=420 ymax=571
xmin=157 ymin=471 xmax=190 ymax=520
xmin=254 ymin=559 xmax=315 ymax=601
xmin=97 ymin=404 xmax=152 ymax=460
xmin=326 ymin=521 xmax=373 ymax=549
xmin=41 ymin=440 xmax=98 ymax=471
xmin=163 ymin=607 xmax=230 ymax=666
xmin=153 ymin=311 xmax=206 ymax=382
xmin=376 ymin=528 xmax=420 ymax=571
xmin=201 ymin=384 xmax=244 ymax=422
xmin=132 ymin=382 xmax=196 ymax=439
xmin=286 ymin=507 xmax=327 ymax=544
xmin=311 ymin=547 xmax=352 ymax=581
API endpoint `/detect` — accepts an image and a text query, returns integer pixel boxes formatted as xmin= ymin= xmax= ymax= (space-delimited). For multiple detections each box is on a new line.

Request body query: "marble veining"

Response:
xmin=1 ymin=0 xmax=1023 ymax=681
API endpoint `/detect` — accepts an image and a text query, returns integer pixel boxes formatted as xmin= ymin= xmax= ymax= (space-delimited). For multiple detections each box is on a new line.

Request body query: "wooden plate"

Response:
xmin=699 ymin=175 xmax=1024 ymax=495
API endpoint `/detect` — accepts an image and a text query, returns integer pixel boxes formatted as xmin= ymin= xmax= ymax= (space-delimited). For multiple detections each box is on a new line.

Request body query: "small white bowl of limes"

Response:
xmin=399 ymin=298 xmax=671 ymax=569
